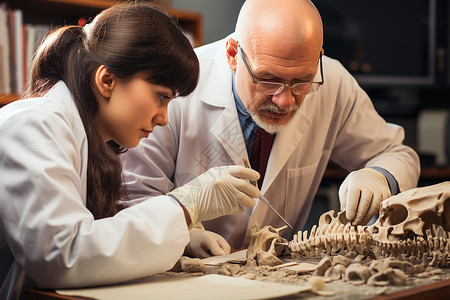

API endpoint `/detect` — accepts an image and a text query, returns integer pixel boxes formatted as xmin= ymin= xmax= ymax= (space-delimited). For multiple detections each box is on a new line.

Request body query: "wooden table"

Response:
xmin=370 ymin=278 xmax=450 ymax=300
xmin=22 ymin=167 xmax=450 ymax=300
xmin=23 ymin=272 xmax=450 ymax=300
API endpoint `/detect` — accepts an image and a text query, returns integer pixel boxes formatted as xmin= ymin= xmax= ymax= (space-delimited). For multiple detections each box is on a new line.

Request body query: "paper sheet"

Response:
xmin=201 ymin=249 xmax=247 ymax=265
xmin=284 ymin=262 xmax=318 ymax=273
xmin=56 ymin=274 xmax=309 ymax=300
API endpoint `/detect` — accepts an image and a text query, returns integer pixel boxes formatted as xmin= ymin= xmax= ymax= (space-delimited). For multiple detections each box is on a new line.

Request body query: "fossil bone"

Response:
xmin=318 ymin=210 xmax=350 ymax=228
xmin=246 ymin=224 xmax=288 ymax=267
xmin=332 ymin=255 xmax=353 ymax=267
xmin=344 ymin=264 xmax=371 ymax=285
xmin=178 ymin=256 xmax=206 ymax=273
xmin=367 ymin=268 xmax=406 ymax=286
xmin=369 ymin=182 xmax=450 ymax=244
xmin=324 ymin=264 xmax=346 ymax=280
xmin=218 ymin=183 xmax=450 ymax=289
xmin=289 ymin=182 xmax=450 ymax=268
xmin=313 ymin=257 xmax=332 ymax=276
xmin=290 ymin=215 xmax=375 ymax=259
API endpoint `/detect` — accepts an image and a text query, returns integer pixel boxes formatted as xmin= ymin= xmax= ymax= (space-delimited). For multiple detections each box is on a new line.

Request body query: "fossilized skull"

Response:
xmin=318 ymin=210 xmax=350 ymax=228
xmin=246 ymin=224 xmax=288 ymax=267
xmin=368 ymin=181 xmax=450 ymax=244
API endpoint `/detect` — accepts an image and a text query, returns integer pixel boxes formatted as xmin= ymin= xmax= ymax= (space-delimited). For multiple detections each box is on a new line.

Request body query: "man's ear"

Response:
xmin=225 ymin=38 xmax=238 ymax=71
xmin=94 ymin=65 xmax=115 ymax=99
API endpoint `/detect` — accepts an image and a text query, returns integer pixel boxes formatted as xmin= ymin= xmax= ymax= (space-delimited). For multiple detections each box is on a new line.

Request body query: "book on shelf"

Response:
xmin=0 ymin=2 xmax=51 ymax=96
xmin=0 ymin=2 xmax=11 ymax=94
xmin=0 ymin=2 xmax=200 ymax=99
xmin=24 ymin=24 xmax=51 ymax=82
xmin=9 ymin=8 xmax=23 ymax=95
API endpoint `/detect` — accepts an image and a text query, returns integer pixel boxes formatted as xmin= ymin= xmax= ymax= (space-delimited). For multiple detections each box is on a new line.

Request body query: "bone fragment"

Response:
xmin=180 ymin=257 xmax=206 ymax=274
xmin=324 ymin=264 xmax=346 ymax=281
xmin=294 ymin=276 xmax=335 ymax=296
xmin=332 ymin=255 xmax=352 ymax=267
xmin=246 ymin=224 xmax=288 ymax=267
xmin=218 ymin=263 xmax=242 ymax=277
xmin=313 ymin=256 xmax=332 ymax=276
xmin=345 ymin=264 xmax=371 ymax=285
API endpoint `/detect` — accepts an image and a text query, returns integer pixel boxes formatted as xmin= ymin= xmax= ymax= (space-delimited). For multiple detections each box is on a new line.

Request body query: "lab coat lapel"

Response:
xmin=261 ymin=110 xmax=311 ymax=194
xmin=199 ymin=36 xmax=247 ymax=166
xmin=210 ymin=100 xmax=247 ymax=166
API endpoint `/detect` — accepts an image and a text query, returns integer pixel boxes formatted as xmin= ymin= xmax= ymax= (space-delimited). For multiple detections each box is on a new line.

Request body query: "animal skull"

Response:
xmin=368 ymin=181 xmax=450 ymax=244
xmin=318 ymin=210 xmax=350 ymax=228
xmin=246 ymin=224 xmax=288 ymax=267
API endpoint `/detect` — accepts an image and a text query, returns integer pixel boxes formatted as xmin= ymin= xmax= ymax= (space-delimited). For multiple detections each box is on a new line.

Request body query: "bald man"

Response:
xmin=122 ymin=0 xmax=420 ymax=256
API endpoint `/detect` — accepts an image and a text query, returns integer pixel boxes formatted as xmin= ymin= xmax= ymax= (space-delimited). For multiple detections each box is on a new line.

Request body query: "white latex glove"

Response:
xmin=168 ymin=165 xmax=260 ymax=225
xmin=339 ymin=168 xmax=391 ymax=225
xmin=185 ymin=222 xmax=231 ymax=258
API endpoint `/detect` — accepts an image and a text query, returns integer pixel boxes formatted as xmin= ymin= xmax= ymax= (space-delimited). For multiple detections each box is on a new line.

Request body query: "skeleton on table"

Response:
xmin=244 ymin=181 xmax=450 ymax=285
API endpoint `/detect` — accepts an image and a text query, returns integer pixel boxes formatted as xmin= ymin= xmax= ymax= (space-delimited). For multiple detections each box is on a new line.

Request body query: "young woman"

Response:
xmin=0 ymin=2 xmax=260 ymax=299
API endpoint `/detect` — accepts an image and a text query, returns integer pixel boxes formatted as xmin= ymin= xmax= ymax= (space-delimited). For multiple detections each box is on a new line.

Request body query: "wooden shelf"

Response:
xmin=0 ymin=94 xmax=20 ymax=107
xmin=323 ymin=164 xmax=450 ymax=185
xmin=168 ymin=9 xmax=204 ymax=46
xmin=43 ymin=0 xmax=117 ymax=9
xmin=419 ymin=166 xmax=450 ymax=179
xmin=8 ymin=0 xmax=203 ymax=43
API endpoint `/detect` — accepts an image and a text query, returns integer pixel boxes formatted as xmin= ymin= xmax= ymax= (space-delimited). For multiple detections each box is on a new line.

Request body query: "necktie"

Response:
xmin=251 ymin=127 xmax=275 ymax=190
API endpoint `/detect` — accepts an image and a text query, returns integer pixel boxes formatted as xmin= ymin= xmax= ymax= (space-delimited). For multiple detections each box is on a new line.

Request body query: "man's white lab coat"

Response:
xmin=0 ymin=82 xmax=189 ymax=300
xmin=122 ymin=36 xmax=420 ymax=249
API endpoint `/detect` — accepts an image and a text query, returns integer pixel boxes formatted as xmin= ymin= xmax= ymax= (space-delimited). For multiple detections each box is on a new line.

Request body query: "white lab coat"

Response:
xmin=0 ymin=82 xmax=190 ymax=300
xmin=122 ymin=35 xmax=420 ymax=249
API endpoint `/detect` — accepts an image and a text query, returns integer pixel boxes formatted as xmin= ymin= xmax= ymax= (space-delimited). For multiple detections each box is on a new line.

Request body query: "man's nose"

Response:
xmin=271 ymin=87 xmax=297 ymax=110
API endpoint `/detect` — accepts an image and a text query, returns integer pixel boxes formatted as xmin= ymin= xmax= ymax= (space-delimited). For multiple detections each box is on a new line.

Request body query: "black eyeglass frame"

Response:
xmin=237 ymin=42 xmax=324 ymax=96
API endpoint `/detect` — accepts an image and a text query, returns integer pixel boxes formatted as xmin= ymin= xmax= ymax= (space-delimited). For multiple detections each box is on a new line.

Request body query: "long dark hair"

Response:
xmin=22 ymin=1 xmax=199 ymax=219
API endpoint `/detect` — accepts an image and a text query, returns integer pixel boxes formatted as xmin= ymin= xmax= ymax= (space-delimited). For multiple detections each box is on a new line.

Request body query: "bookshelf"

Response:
xmin=0 ymin=0 xmax=203 ymax=107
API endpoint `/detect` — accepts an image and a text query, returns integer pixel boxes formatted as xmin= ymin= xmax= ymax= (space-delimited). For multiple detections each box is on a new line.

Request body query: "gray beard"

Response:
xmin=248 ymin=101 xmax=299 ymax=134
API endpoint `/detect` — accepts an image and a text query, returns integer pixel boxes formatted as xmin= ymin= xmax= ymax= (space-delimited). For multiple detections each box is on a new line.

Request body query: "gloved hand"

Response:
xmin=339 ymin=168 xmax=391 ymax=225
xmin=168 ymin=165 xmax=260 ymax=225
xmin=185 ymin=222 xmax=231 ymax=258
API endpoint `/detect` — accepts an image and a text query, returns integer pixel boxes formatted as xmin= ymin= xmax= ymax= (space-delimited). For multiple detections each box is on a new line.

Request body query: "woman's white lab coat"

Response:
xmin=122 ymin=35 xmax=420 ymax=250
xmin=0 ymin=82 xmax=189 ymax=300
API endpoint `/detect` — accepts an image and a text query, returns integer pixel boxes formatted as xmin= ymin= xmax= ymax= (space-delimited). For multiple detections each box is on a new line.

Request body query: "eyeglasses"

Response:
xmin=237 ymin=42 xmax=324 ymax=96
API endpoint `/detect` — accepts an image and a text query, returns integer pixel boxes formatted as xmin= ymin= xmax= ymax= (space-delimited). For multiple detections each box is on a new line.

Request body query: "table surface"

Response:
xmin=22 ymin=167 xmax=450 ymax=300
xmin=24 ymin=266 xmax=450 ymax=300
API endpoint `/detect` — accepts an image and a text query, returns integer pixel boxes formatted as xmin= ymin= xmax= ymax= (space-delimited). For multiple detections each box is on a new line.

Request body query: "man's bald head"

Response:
xmin=228 ymin=0 xmax=324 ymax=133
xmin=235 ymin=0 xmax=323 ymax=55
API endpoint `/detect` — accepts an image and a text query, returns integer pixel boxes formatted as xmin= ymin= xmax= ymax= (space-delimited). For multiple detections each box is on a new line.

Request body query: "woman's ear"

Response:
xmin=225 ymin=38 xmax=238 ymax=71
xmin=94 ymin=65 xmax=115 ymax=99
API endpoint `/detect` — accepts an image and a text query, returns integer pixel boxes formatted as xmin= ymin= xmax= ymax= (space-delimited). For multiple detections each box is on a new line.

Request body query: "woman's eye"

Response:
xmin=158 ymin=94 xmax=169 ymax=103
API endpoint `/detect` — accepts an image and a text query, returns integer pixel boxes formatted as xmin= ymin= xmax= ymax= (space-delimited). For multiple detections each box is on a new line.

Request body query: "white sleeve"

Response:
xmin=0 ymin=109 xmax=189 ymax=289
